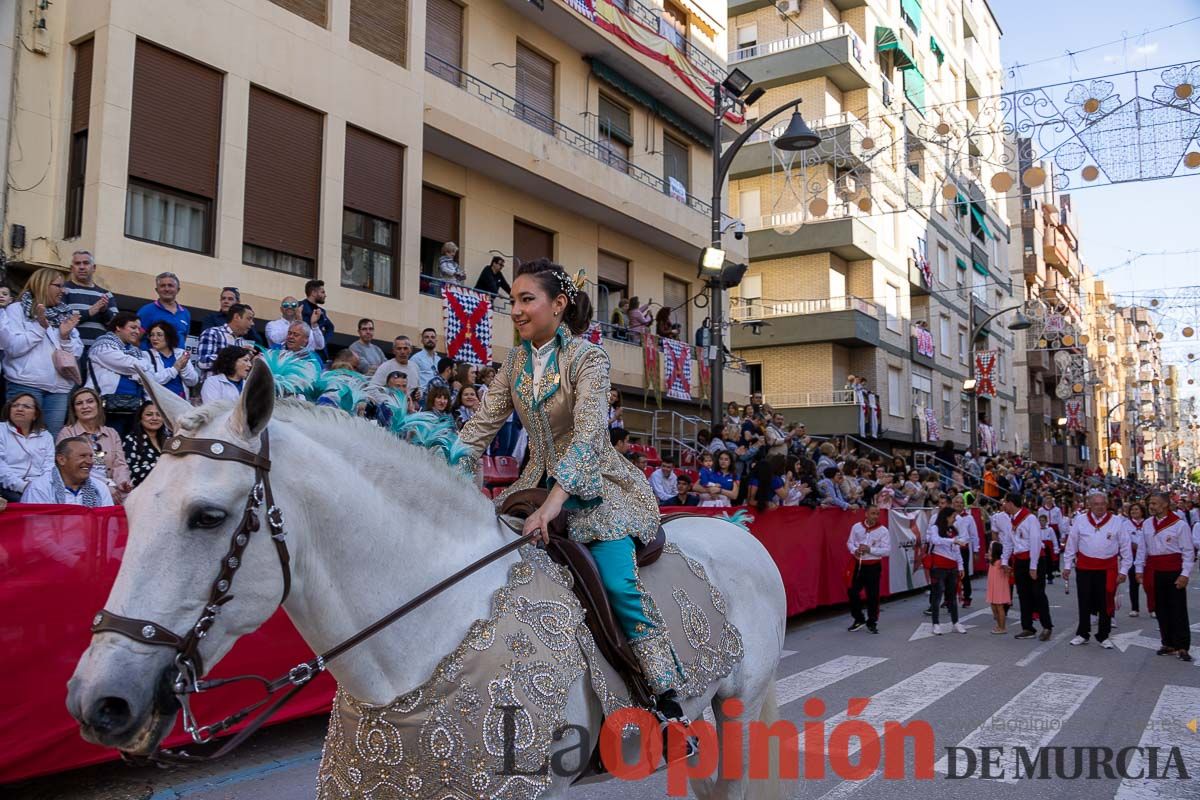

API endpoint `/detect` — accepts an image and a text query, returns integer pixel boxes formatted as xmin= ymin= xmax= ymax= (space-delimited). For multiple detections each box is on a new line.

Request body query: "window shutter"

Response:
xmin=71 ymin=39 xmax=93 ymax=134
xmin=344 ymin=126 xmax=404 ymax=222
xmin=513 ymin=220 xmax=554 ymax=265
xmin=597 ymin=95 xmax=631 ymax=145
xmin=243 ymin=86 xmax=323 ymax=260
xmin=663 ymin=275 xmax=689 ymax=329
xmin=425 ymin=0 xmax=463 ymax=74
xmin=663 ymin=134 xmax=689 ymax=191
xmin=421 ymin=185 xmax=459 ymax=245
xmin=597 ymin=251 xmax=629 ymax=287
xmin=128 ymin=40 xmax=223 ymax=199
xmin=515 ymin=43 xmax=554 ymax=133
xmin=350 ymin=0 xmax=408 ymax=67
xmin=266 ymin=0 xmax=327 ymax=27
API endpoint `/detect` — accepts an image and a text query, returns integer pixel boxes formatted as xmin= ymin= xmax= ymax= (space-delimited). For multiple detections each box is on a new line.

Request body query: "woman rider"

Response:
xmin=458 ymin=258 xmax=692 ymax=738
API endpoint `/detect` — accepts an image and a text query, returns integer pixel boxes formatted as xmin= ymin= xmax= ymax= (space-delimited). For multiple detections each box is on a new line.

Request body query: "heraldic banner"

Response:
xmin=442 ymin=284 xmax=492 ymax=366
xmin=661 ymin=338 xmax=692 ymax=401
xmin=974 ymin=350 xmax=997 ymax=397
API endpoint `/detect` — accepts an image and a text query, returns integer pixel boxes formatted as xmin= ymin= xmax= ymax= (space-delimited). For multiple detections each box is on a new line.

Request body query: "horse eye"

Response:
xmin=189 ymin=508 xmax=228 ymax=529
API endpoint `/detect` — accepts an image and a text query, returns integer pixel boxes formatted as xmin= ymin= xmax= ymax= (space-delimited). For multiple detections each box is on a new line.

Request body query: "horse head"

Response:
xmin=66 ymin=361 xmax=287 ymax=754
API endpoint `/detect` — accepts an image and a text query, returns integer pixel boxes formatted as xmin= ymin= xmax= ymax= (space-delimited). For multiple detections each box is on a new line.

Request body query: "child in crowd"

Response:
xmin=986 ymin=539 xmax=1010 ymax=635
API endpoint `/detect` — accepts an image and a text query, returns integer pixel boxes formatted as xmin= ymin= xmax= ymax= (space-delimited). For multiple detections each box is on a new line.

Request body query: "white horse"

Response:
xmin=66 ymin=364 xmax=787 ymax=799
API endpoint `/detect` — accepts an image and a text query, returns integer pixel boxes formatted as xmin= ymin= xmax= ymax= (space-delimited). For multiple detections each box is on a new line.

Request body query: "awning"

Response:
xmin=900 ymin=0 xmax=922 ymax=33
xmin=970 ymin=201 xmax=995 ymax=239
xmin=956 ymin=257 xmax=968 ymax=270
xmin=676 ymin=0 xmax=720 ymax=40
xmin=903 ymin=66 xmax=926 ymax=115
xmin=972 ymin=261 xmax=988 ymax=276
xmin=875 ymin=27 xmax=915 ymax=70
xmin=954 ymin=191 xmax=968 ymax=216
xmin=930 ymin=36 xmax=945 ymax=65
xmin=587 ymin=58 xmax=712 ymax=148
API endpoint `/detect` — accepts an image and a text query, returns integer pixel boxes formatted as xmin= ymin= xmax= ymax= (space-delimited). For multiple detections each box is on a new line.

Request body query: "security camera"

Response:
xmin=733 ymin=220 xmax=746 ymax=240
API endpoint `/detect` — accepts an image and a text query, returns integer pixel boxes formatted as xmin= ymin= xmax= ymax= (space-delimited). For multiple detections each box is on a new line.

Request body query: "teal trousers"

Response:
xmin=585 ymin=536 xmax=656 ymax=641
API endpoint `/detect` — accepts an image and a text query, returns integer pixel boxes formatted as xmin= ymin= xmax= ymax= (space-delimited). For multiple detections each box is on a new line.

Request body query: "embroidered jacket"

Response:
xmin=459 ymin=325 xmax=659 ymax=544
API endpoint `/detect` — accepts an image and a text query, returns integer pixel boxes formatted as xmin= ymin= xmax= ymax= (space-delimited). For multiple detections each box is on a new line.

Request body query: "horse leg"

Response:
xmin=690 ymin=675 xmax=785 ymax=800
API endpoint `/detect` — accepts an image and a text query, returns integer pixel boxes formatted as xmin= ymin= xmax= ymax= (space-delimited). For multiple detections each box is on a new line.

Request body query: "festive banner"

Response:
xmin=642 ymin=331 xmax=662 ymax=406
xmin=974 ymin=350 xmax=997 ymax=398
xmin=913 ymin=251 xmax=932 ymax=287
xmin=1065 ymin=398 xmax=1084 ymax=431
xmin=697 ymin=348 xmax=711 ymax=404
xmin=979 ymin=422 xmax=996 ymax=456
xmin=914 ymin=325 xmax=935 ymax=358
xmin=585 ymin=321 xmax=603 ymax=345
xmin=661 ymin=338 xmax=692 ymax=401
xmin=442 ymin=284 xmax=492 ymax=366
xmin=924 ymin=407 xmax=941 ymax=442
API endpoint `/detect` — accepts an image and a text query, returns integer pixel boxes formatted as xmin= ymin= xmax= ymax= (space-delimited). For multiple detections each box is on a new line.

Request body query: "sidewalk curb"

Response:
xmin=146 ymin=748 xmax=322 ymax=799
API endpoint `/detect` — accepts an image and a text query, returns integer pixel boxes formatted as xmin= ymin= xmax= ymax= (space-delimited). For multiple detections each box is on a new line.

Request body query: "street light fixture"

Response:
xmin=706 ymin=69 xmax=821 ymax=433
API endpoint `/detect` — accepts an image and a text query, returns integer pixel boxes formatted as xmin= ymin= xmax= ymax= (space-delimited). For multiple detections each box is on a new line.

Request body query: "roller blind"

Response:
xmin=598 ymin=251 xmax=629 ymax=286
xmin=266 ymin=0 xmax=327 ymax=27
xmin=344 ymin=125 xmax=404 ymax=222
xmin=71 ymin=39 xmax=93 ymax=134
xmin=514 ymin=220 xmax=554 ymax=265
xmin=421 ymin=185 xmax=459 ymax=244
xmin=515 ymin=43 xmax=554 ymax=134
xmin=350 ymin=0 xmax=408 ymax=67
xmin=425 ymin=0 xmax=463 ymax=77
xmin=243 ymin=86 xmax=323 ymax=259
xmin=128 ymin=40 xmax=223 ymax=199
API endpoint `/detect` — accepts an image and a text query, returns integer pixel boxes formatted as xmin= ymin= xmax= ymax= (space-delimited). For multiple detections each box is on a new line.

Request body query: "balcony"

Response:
xmin=1028 ymin=393 xmax=1052 ymax=418
xmin=1044 ymin=226 xmax=1072 ymax=274
xmin=423 ymin=55 xmax=720 ymax=262
xmin=727 ymin=23 xmax=873 ymax=92
xmin=745 ymin=207 xmax=879 ymax=262
xmin=909 ymin=258 xmax=932 ymax=297
xmin=729 ymin=112 xmax=870 ymax=178
xmin=1026 ymin=348 xmax=1051 ymax=375
xmin=1020 ymin=208 xmax=1039 ymax=229
xmin=1022 ymin=251 xmax=1039 ymax=279
xmin=729 ymin=295 xmax=882 ymax=349
xmin=762 ymin=389 xmax=863 ymax=434
xmin=911 ymin=336 xmax=937 ymax=368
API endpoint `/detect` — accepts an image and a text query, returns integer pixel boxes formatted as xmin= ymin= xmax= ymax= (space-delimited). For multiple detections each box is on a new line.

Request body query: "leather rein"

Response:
xmin=90 ymin=429 xmax=537 ymax=764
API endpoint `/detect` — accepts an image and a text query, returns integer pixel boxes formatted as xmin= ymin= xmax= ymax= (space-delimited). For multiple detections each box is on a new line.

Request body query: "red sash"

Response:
xmin=931 ymin=554 xmax=959 ymax=570
xmin=1146 ymin=553 xmax=1183 ymax=572
xmin=1014 ymin=551 xmax=1031 ymax=561
xmin=1076 ymin=553 xmax=1119 ymax=616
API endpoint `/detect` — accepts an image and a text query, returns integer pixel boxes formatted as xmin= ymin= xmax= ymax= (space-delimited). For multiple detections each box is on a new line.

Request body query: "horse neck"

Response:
xmin=269 ymin=414 xmax=515 ymax=705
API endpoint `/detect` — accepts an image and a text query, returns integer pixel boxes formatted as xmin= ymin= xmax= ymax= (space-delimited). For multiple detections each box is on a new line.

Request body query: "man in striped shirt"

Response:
xmin=62 ymin=250 xmax=118 ymax=375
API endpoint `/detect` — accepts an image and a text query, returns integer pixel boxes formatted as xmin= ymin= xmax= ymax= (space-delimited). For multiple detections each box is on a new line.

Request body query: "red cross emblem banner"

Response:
xmin=661 ymin=339 xmax=692 ymax=401
xmin=442 ymin=284 xmax=492 ymax=366
xmin=585 ymin=322 xmax=603 ymax=345
xmin=642 ymin=332 xmax=662 ymax=405
xmin=1065 ymin=398 xmax=1084 ymax=431
xmin=974 ymin=350 xmax=997 ymax=398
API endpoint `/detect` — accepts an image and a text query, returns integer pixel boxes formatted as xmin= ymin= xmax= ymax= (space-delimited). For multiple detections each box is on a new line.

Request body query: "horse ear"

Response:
xmin=136 ymin=367 xmax=191 ymax=431
xmin=230 ymin=358 xmax=275 ymax=440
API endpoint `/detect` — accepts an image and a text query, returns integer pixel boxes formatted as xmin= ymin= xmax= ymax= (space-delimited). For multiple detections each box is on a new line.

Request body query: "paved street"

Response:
xmin=14 ymin=578 xmax=1200 ymax=800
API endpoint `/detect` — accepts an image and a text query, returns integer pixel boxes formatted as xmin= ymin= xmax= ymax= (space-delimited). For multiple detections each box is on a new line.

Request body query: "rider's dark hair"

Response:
xmin=515 ymin=258 xmax=594 ymax=336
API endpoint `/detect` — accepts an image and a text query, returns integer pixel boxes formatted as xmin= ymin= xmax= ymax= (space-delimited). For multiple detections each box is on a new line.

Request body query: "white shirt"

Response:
xmin=952 ymin=511 xmax=978 ymax=553
xmin=264 ymin=318 xmax=324 ymax=350
xmin=371 ymin=357 xmax=421 ymax=391
xmin=991 ymin=510 xmax=1013 ymax=565
xmin=649 ymin=469 xmax=678 ymax=503
xmin=1062 ymin=512 xmax=1132 ymax=574
xmin=847 ymin=522 xmax=890 ymax=562
xmin=1123 ymin=517 xmax=1146 ymax=553
xmin=530 ymin=339 xmax=556 ymax=387
xmin=89 ymin=342 xmax=179 ymax=395
xmin=1008 ymin=509 xmax=1042 ymax=566
xmin=1038 ymin=521 xmax=1059 ymax=553
xmin=1041 ymin=505 xmax=1064 ymax=532
xmin=200 ymin=374 xmax=242 ymax=404
xmin=1135 ymin=514 xmax=1195 ymax=578
xmin=0 ymin=303 xmax=83 ymax=392
xmin=925 ymin=522 xmax=964 ymax=569
xmin=0 ymin=423 xmax=55 ymax=493
xmin=20 ymin=468 xmax=114 ymax=506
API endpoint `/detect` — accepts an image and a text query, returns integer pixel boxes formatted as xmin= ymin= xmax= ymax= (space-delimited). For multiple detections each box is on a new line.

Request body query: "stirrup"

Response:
xmin=654 ymin=693 xmax=698 ymax=761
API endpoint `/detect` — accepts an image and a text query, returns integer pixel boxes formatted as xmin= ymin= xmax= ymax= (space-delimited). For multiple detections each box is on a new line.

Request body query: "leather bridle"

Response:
xmin=88 ymin=428 xmax=536 ymax=763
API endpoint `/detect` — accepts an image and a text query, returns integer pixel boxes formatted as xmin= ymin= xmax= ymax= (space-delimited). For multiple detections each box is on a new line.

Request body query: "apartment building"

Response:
xmin=1119 ymin=305 xmax=1171 ymax=482
xmin=723 ymin=0 xmax=1015 ymax=456
xmin=1082 ymin=276 xmax=1133 ymax=476
xmin=0 ymin=0 xmax=748 ymax=411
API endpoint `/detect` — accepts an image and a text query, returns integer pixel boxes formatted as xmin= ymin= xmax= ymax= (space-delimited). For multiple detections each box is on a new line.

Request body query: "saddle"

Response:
xmin=500 ymin=489 xmax=671 ymax=709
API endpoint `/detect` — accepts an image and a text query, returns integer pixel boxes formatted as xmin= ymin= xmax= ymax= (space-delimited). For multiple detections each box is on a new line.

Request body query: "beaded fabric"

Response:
xmin=315 ymin=542 xmax=743 ymax=799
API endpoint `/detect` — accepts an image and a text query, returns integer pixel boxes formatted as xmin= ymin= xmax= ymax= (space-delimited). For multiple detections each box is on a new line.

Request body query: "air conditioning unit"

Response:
xmin=775 ymin=0 xmax=801 ymax=18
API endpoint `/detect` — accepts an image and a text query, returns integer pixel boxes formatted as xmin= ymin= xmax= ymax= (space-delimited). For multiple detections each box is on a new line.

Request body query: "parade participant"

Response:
xmin=846 ymin=505 xmax=888 ymax=634
xmin=1062 ymin=492 xmax=1132 ymax=649
xmin=1038 ymin=510 xmax=1061 ymax=585
xmin=951 ymin=494 xmax=979 ymax=607
xmin=1136 ymin=493 xmax=1193 ymax=661
xmin=1003 ymin=493 xmax=1054 ymax=641
xmin=926 ymin=507 xmax=967 ymax=635
xmin=1124 ymin=501 xmax=1148 ymax=617
xmin=1040 ymin=494 xmax=1064 ymax=583
xmin=458 ymin=258 xmax=696 ymax=750
xmin=986 ymin=539 xmax=1010 ymax=634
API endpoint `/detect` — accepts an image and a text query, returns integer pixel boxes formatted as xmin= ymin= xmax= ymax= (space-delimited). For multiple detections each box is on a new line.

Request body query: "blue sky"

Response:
xmin=992 ymin=0 xmax=1200 ymax=379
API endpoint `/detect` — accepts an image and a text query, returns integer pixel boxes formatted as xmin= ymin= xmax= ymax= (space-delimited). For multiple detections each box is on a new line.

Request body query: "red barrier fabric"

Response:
xmin=0 ymin=504 xmax=334 ymax=784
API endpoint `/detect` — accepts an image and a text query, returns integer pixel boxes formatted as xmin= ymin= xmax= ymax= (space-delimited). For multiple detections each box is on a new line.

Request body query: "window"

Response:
xmin=958 ymin=326 xmax=967 ymax=365
xmin=736 ymin=23 xmax=758 ymax=57
xmin=425 ymin=0 xmax=463 ymax=84
xmin=125 ymin=41 xmax=222 ymax=255
xmin=942 ymin=387 xmax=952 ymax=421
xmin=598 ymin=94 xmax=632 ymax=172
xmin=663 ymin=134 xmax=689 ymax=200
xmin=350 ymin=0 xmax=408 ymax=67
xmin=747 ymin=363 xmax=762 ymax=395
xmin=1000 ymin=406 xmax=1008 ymax=440
xmin=516 ymin=43 xmax=555 ymax=135
xmin=912 ymin=372 xmax=932 ymax=410
xmin=956 ymin=258 xmax=966 ymax=292
xmin=829 ymin=267 xmax=846 ymax=302
xmin=659 ymin=1 xmax=688 ymax=52
xmin=243 ymin=86 xmax=323 ymax=276
xmin=960 ymin=393 xmax=971 ymax=431
xmin=342 ymin=126 xmax=403 ymax=296
xmin=266 ymin=0 xmax=327 ymax=26
xmin=739 ymin=189 xmax=761 ymax=228
xmin=740 ymin=274 xmax=762 ymax=301
xmin=420 ymin=185 xmax=459 ymax=280
xmin=598 ymin=251 xmax=629 ymax=325
xmin=879 ymin=203 xmax=896 ymax=249
xmin=887 ymin=367 xmax=902 ymax=416
xmin=65 ymin=39 xmax=93 ymax=239
xmin=514 ymin=219 xmax=554 ymax=265
xmin=884 ymin=282 xmax=900 ymax=332
xmin=936 ymin=244 xmax=949 ymax=286
xmin=939 ymin=315 xmax=950 ymax=356
xmin=664 ymin=274 xmax=689 ymax=335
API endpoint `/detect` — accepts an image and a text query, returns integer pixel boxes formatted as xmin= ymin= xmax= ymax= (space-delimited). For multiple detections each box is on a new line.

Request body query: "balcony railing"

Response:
xmin=745 ymin=200 xmax=867 ymax=232
xmin=730 ymin=295 xmax=881 ymax=322
xmin=728 ymin=22 xmax=865 ymax=66
xmin=764 ymin=389 xmax=858 ymax=408
xmin=612 ymin=0 xmax=723 ymax=82
xmin=425 ymin=54 xmax=712 ymax=216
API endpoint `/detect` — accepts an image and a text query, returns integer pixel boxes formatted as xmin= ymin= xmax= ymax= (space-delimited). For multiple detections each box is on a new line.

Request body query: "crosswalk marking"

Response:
xmin=1114 ymin=685 xmax=1200 ymax=800
xmin=1014 ymin=629 xmax=1072 ymax=667
xmin=776 ymin=655 xmax=889 ymax=708
xmin=933 ymin=672 xmax=1100 ymax=783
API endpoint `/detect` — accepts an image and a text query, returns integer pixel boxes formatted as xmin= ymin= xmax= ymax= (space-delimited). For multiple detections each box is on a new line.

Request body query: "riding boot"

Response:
xmin=654 ymin=689 xmax=698 ymax=760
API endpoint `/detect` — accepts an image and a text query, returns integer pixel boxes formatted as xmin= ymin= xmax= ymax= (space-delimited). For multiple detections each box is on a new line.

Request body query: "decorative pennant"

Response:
xmin=914 ymin=325 xmax=935 ymax=358
xmin=661 ymin=339 xmax=692 ymax=401
xmin=642 ymin=332 xmax=662 ymax=407
xmin=697 ymin=348 xmax=711 ymax=404
xmin=974 ymin=350 xmax=997 ymax=397
xmin=925 ymin=407 xmax=941 ymax=442
xmin=442 ymin=284 xmax=492 ymax=366
xmin=1065 ymin=398 xmax=1084 ymax=431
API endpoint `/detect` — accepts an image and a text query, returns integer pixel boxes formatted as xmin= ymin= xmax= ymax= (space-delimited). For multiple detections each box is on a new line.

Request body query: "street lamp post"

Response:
xmin=706 ymin=69 xmax=820 ymax=433
xmin=967 ymin=300 xmax=1032 ymax=455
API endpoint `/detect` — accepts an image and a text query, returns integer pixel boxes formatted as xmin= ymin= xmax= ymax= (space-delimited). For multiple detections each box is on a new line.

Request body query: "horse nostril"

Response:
xmin=88 ymin=696 xmax=134 ymax=735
